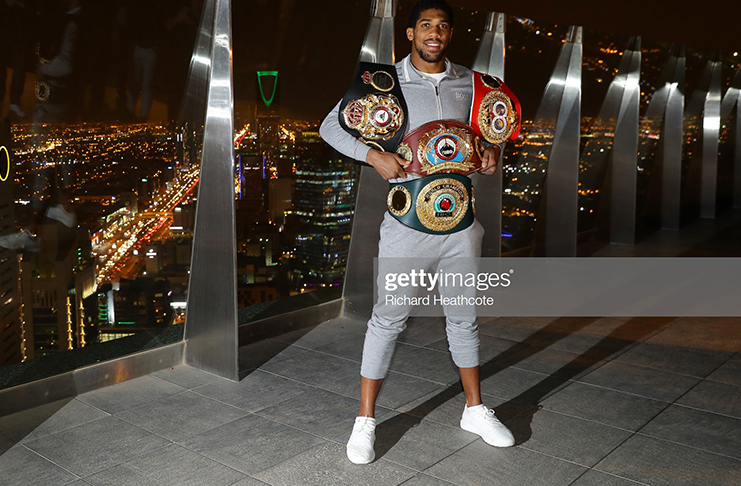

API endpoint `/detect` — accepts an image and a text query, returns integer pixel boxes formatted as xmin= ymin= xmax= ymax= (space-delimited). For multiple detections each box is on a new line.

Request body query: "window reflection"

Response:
xmin=0 ymin=0 xmax=203 ymax=377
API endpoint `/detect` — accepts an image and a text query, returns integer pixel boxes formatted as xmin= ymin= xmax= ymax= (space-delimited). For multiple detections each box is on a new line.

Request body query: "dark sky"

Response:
xmin=233 ymin=0 xmax=741 ymax=122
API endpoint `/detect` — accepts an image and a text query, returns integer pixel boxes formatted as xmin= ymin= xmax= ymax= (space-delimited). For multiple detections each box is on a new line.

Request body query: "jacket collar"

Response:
xmin=401 ymin=54 xmax=461 ymax=82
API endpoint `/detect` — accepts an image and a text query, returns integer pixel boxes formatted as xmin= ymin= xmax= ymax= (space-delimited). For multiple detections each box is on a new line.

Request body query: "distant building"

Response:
xmin=292 ymin=144 xmax=358 ymax=288
xmin=0 ymin=121 xmax=22 ymax=366
xmin=18 ymin=225 xmax=96 ymax=359
xmin=96 ymin=278 xmax=171 ymax=342
xmin=172 ymin=203 xmax=196 ymax=231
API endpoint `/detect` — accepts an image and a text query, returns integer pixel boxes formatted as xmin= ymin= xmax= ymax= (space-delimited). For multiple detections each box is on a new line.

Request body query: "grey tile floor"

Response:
xmin=1 ymin=315 xmax=740 ymax=486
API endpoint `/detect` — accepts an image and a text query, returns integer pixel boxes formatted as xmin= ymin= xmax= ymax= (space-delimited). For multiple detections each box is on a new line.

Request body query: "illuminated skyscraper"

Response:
xmin=0 ymin=121 xmax=22 ymax=365
xmin=292 ymin=136 xmax=358 ymax=287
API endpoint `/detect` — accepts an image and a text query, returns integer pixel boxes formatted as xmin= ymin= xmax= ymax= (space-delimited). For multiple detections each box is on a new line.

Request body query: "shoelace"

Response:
xmin=483 ymin=407 xmax=503 ymax=425
xmin=353 ymin=420 xmax=375 ymax=440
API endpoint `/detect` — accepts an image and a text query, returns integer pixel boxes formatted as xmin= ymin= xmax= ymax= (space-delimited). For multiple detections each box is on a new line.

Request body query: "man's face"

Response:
xmin=406 ymin=9 xmax=453 ymax=64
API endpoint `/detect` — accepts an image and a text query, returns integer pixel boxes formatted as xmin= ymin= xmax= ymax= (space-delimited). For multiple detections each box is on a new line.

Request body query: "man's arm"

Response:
xmin=319 ymin=100 xmax=372 ymax=165
xmin=319 ymin=100 xmax=409 ymax=180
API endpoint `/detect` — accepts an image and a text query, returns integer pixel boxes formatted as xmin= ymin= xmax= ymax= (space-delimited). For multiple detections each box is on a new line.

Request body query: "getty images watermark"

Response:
xmin=374 ymin=257 xmax=741 ymax=317
xmin=383 ymin=267 xmax=512 ymax=307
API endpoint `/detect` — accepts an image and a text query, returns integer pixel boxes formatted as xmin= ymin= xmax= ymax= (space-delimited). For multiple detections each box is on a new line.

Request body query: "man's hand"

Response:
xmin=366 ymin=149 xmax=410 ymax=180
xmin=478 ymin=145 xmax=501 ymax=175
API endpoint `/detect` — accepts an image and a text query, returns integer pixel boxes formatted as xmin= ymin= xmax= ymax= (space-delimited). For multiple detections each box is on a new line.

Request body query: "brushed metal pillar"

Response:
xmin=472 ymin=12 xmax=505 ymax=77
xmin=179 ymin=0 xmax=216 ymax=125
xmin=471 ymin=12 xmax=506 ymax=257
xmin=358 ymin=0 xmax=397 ymax=64
xmin=661 ymin=47 xmax=686 ymax=230
xmin=342 ymin=0 xmax=397 ymax=319
xmin=639 ymin=46 xmax=685 ymax=230
xmin=609 ymin=37 xmax=641 ymax=245
xmin=699 ymin=53 xmax=722 ymax=218
xmin=184 ymin=0 xmax=238 ymax=381
xmin=721 ymin=64 xmax=741 ymax=208
xmin=541 ymin=26 xmax=583 ymax=256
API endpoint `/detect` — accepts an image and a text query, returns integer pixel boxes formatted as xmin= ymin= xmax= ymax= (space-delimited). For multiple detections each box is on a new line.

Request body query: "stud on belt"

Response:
xmin=387 ymin=173 xmax=475 ymax=235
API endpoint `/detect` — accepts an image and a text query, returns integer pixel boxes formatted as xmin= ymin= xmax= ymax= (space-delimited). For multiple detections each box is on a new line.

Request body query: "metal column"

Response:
xmin=184 ymin=0 xmax=238 ymax=381
xmin=342 ymin=0 xmax=397 ymax=320
xmin=471 ymin=12 xmax=506 ymax=257
xmin=540 ymin=26 xmax=583 ymax=256
xmin=609 ymin=37 xmax=641 ymax=245
xmin=721 ymin=64 xmax=741 ymax=208
xmin=472 ymin=12 xmax=505 ymax=77
xmin=699 ymin=53 xmax=722 ymax=218
xmin=659 ymin=47 xmax=686 ymax=230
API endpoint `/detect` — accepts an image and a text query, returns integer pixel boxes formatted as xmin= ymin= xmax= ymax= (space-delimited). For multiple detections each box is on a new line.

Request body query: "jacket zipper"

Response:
xmin=434 ymin=82 xmax=443 ymax=119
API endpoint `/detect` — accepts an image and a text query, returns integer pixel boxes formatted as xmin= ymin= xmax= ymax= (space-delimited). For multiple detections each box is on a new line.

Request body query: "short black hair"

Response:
xmin=407 ymin=0 xmax=455 ymax=29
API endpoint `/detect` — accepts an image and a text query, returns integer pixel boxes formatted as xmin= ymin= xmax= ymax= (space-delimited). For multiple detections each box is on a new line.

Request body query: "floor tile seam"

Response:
xmin=249 ymin=368 xmax=364 ymax=395
xmin=566 ymin=467 xmax=651 ymax=486
xmin=598 ymin=355 xmax=715 ymax=380
xmin=526 ymin=406 xmax=640 ymax=435
xmin=267 ymin=345 xmax=366 ymax=367
xmin=75 ymin=382 xmax=189 ymax=413
xmin=399 ymin=340 xmax=453 ymax=353
xmin=248 ymin=408 xmax=362 ymax=444
xmin=537 ymin=398 xmax=667 ymax=433
xmin=666 ymin=401 xmax=741 ymax=422
xmin=631 ymin=431 xmax=741 ymax=463
xmin=174 ymin=439 xmax=279 ymax=483
xmin=254 ymin=365 xmax=378 ymax=395
xmin=148 ymin=370 xmax=191 ymax=388
xmin=543 ymin=414 xmax=643 ymax=474
xmin=664 ymin=356 xmax=739 ymax=408
xmin=149 ymin=369 xmax=227 ymax=390
xmin=374 ymin=435 xmax=479 ymax=477
xmin=68 ymin=397 xmax=115 ymax=417
xmin=280 ymin=329 xmax=369 ymax=349
xmin=300 ymin=346 xmax=364 ymax=364
xmin=642 ymin=339 xmax=741 ymax=357
xmin=476 ymin=329 xmax=554 ymax=345
xmin=310 ymin=380 xmax=451 ymax=412
xmin=565 ymin=377 xmax=686 ymax=404
xmin=420 ymin=467 xmax=467 ymax=486
xmin=18 ymin=443 xmax=84 ymax=481
xmin=116 ymin=405 xmax=250 ymax=444
xmin=76 ymin=443 xmax=176 ymax=480
xmin=381 ymin=368 xmax=452 ymax=387
xmin=18 ymin=411 xmax=114 ymax=446
xmin=112 ymin=387 xmax=250 ymax=419
xmin=20 ymin=412 xmax=126 ymax=448
xmin=185 ymin=385 xmax=302 ymax=415
xmin=239 ymin=349 xmax=311 ymax=369
xmin=507 ymin=359 xmax=612 ymax=383
xmin=515 ymin=443 xmax=612 ymax=470
xmin=401 ymin=473 xmax=458 ymax=486
xmin=518 ymin=335 xmax=642 ymax=358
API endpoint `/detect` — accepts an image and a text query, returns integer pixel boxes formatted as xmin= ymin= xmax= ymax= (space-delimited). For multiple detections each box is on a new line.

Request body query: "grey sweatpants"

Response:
xmin=360 ymin=212 xmax=484 ymax=380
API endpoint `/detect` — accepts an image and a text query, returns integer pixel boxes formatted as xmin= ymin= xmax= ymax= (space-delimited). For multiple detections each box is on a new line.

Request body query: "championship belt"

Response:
xmin=395 ymin=121 xmax=485 ymax=176
xmin=470 ymin=72 xmax=521 ymax=144
xmin=339 ymin=62 xmax=408 ymax=157
xmin=387 ymin=173 xmax=475 ymax=235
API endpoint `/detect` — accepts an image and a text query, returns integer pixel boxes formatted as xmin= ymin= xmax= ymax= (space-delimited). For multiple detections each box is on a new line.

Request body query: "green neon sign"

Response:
xmin=0 ymin=146 xmax=8 ymax=182
xmin=257 ymin=71 xmax=279 ymax=107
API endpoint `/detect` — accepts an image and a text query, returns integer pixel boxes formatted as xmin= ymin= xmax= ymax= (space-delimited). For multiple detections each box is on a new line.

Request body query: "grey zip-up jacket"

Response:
xmin=320 ymin=55 xmax=482 ymax=166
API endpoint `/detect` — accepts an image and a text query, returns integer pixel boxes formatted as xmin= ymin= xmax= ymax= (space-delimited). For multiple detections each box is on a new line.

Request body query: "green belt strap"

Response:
xmin=388 ymin=173 xmax=475 ymax=235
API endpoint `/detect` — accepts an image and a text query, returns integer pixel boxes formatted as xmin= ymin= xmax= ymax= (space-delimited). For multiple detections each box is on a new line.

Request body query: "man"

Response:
xmin=319 ymin=0 xmax=515 ymax=464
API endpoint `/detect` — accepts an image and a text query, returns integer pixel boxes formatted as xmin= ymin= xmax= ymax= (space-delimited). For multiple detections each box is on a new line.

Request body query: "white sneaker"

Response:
xmin=46 ymin=204 xmax=77 ymax=228
xmin=346 ymin=416 xmax=376 ymax=464
xmin=0 ymin=228 xmax=39 ymax=252
xmin=460 ymin=404 xmax=515 ymax=447
xmin=9 ymin=104 xmax=26 ymax=118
